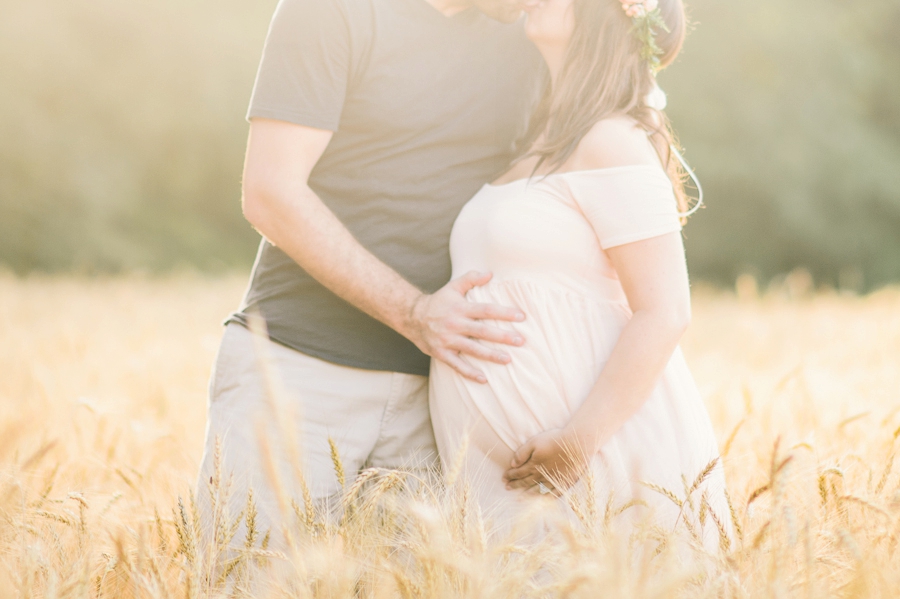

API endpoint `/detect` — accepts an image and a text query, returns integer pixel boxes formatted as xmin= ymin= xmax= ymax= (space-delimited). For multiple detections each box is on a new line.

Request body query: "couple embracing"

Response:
xmin=198 ymin=0 xmax=731 ymax=554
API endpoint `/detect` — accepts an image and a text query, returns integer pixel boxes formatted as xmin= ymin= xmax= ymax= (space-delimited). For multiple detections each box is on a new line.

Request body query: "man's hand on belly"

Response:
xmin=405 ymin=270 xmax=526 ymax=384
xmin=242 ymin=121 xmax=526 ymax=381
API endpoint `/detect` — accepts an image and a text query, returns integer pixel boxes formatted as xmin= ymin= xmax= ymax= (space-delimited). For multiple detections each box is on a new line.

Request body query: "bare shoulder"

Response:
xmin=566 ymin=116 xmax=662 ymax=171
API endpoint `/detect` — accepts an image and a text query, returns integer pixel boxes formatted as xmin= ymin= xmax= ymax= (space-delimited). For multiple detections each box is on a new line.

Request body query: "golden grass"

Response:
xmin=1 ymin=273 xmax=899 ymax=598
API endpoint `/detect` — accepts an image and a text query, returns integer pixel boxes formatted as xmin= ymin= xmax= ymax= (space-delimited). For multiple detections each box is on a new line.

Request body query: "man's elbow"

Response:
xmin=241 ymin=189 xmax=265 ymax=231
xmin=241 ymin=176 xmax=276 ymax=232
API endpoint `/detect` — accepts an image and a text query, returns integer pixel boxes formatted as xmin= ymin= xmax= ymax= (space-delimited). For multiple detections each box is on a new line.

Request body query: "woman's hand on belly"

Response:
xmin=503 ymin=427 xmax=593 ymax=493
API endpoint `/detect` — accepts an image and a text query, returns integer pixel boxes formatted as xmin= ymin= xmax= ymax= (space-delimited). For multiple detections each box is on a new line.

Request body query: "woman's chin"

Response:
xmin=523 ymin=21 xmax=564 ymax=48
xmin=523 ymin=20 xmax=542 ymax=43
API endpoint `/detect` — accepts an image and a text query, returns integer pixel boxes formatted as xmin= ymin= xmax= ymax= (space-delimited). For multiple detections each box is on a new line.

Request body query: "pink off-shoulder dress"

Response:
xmin=429 ymin=165 xmax=730 ymax=545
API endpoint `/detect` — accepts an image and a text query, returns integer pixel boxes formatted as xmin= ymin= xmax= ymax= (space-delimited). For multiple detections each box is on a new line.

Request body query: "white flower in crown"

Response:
xmin=621 ymin=0 xmax=658 ymax=19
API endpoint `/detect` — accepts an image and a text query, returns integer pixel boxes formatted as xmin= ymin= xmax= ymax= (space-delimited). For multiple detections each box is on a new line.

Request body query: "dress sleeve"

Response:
xmin=566 ymin=167 xmax=683 ymax=250
xmin=247 ymin=0 xmax=351 ymax=132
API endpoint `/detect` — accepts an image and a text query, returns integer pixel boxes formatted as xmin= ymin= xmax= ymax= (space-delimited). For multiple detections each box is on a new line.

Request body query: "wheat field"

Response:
xmin=1 ymin=273 xmax=899 ymax=598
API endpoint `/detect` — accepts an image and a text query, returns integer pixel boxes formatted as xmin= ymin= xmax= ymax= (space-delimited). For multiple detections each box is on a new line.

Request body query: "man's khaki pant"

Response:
xmin=195 ymin=323 xmax=437 ymax=551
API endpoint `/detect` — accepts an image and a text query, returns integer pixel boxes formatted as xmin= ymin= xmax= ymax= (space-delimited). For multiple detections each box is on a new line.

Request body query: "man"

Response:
xmin=197 ymin=0 xmax=544 ymax=548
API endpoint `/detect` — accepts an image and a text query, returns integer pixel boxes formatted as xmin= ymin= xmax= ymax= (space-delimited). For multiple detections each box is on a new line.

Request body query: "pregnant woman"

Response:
xmin=429 ymin=0 xmax=731 ymax=547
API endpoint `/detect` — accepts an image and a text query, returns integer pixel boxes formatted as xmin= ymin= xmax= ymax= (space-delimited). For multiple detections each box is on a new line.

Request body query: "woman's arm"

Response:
xmin=503 ymin=231 xmax=691 ymax=491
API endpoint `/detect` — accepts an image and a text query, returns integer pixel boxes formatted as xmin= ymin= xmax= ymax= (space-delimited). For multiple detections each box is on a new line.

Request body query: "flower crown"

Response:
xmin=619 ymin=0 xmax=670 ymax=71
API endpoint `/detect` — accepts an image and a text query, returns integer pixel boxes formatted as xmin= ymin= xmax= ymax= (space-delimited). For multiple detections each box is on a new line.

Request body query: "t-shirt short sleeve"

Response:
xmin=247 ymin=0 xmax=351 ymax=131
xmin=566 ymin=167 xmax=683 ymax=250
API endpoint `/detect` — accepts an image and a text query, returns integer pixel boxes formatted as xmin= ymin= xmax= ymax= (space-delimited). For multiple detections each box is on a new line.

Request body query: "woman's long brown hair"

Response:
xmin=520 ymin=0 xmax=690 ymax=212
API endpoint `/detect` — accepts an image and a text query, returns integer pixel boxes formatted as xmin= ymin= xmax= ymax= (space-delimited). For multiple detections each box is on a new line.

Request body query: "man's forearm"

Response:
xmin=244 ymin=183 xmax=422 ymax=340
xmin=240 ymin=119 xmax=523 ymax=382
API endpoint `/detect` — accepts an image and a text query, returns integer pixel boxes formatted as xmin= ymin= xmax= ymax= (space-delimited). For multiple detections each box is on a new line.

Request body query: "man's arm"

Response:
xmin=241 ymin=118 xmax=525 ymax=382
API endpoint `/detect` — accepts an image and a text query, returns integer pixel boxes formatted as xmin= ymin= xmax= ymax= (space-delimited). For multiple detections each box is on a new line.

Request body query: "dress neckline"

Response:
xmin=486 ymin=164 xmax=665 ymax=189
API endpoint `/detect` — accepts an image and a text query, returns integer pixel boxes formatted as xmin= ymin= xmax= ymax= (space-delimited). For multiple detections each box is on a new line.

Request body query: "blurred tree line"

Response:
xmin=661 ymin=0 xmax=900 ymax=290
xmin=2 ymin=0 xmax=899 ymax=289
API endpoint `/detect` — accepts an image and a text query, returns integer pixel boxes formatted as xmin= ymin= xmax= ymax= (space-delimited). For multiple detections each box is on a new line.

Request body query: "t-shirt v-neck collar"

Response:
xmin=400 ymin=0 xmax=480 ymax=26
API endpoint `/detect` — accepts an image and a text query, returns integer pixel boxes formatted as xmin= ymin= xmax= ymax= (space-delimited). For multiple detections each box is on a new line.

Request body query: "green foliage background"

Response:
xmin=2 ymin=0 xmax=899 ymax=288
xmin=661 ymin=0 xmax=900 ymax=289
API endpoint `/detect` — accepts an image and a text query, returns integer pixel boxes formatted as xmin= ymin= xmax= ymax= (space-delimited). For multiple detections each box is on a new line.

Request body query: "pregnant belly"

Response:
xmin=431 ymin=278 xmax=631 ymax=451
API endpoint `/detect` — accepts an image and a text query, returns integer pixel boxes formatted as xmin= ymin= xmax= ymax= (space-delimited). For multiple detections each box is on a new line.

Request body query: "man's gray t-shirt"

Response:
xmin=228 ymin=0 xmax=544 ymax=376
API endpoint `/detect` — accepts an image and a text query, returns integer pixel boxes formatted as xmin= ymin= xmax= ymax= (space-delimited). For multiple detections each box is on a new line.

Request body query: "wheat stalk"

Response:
xmin=329 ymin=437 xmax=346 ymax=490
xmin=342 ymin=467 xmax=380 ymax=520
xmin=444 ymin=435 xmax=469 ymax=489
xmin=703 ymin=495 xmax=731 ymax=553
xmin=875 ymin=451 xmax=895 ymax=495
xmin=838 ymin=494 xmax=891 ymax=521
xmin=640 ymin=482 xmax=683 ymax=508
